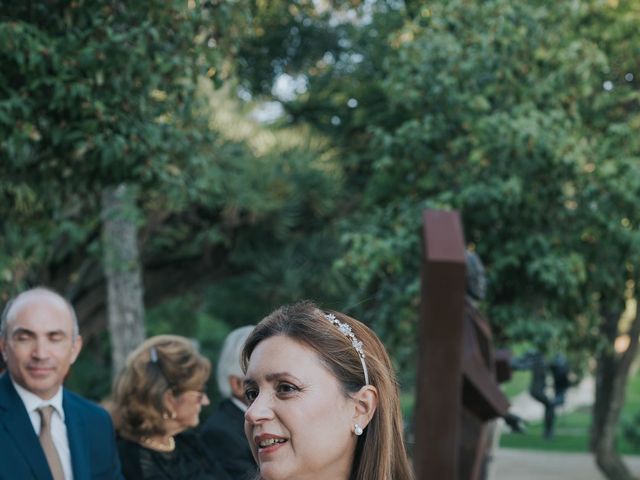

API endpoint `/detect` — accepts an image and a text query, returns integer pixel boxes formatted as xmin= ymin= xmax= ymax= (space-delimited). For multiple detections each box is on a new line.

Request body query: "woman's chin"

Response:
xmin=259 ymin=462 xmax=290 ymax=480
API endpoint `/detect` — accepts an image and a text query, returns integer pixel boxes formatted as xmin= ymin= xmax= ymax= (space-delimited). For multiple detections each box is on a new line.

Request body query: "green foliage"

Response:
xmin=0 ymin=1 xmax=349 ymax=401
xmin=4 ymin=0 xmax=640 ymax=412
xmin=234 ymin=2 xmax=340 ymax=94
xmin=267 ymin=0 xmax=640 ymax=374
xmin=65 ymin=330 xmax=113 ymax=401
xmin=622 ymin=364 xmax=640 ymax=452
xmin=623 ymin=411 xmax=640 ymax=452
xmin=0 ymin=1 xmax=222 ymax=295
xmin=0 ymin=1 xmax=346 ymax=303
xmin=0 ymin=2 xmax=218 ymax=186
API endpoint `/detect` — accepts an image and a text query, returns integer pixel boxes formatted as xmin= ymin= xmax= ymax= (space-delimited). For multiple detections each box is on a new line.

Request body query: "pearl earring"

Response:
xmin=354 ymin=423 xmax=363 ymax=436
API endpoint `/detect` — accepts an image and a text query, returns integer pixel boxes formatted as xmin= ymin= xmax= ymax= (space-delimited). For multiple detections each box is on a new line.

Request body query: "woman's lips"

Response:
xmin=255 ymin=434 xmax=288 ymax=455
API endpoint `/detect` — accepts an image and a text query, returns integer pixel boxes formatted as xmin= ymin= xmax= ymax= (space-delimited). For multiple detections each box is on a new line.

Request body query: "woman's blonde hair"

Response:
xmin=242 ymin=302 xmax=414 ymax=480
xmin=110 ymin=335 xmax=211 ymax=440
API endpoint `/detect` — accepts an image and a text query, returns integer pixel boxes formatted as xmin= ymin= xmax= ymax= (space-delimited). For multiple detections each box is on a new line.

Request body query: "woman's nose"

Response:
xmin=244 ymin=393 xmax=274 ymax=424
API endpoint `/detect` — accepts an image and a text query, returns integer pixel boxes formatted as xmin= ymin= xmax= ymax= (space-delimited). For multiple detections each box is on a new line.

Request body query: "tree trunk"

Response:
xmin=101 ymin=184 xmax=146 ymax=377
xmin=591 ymin=303 xmax=640 ymax=480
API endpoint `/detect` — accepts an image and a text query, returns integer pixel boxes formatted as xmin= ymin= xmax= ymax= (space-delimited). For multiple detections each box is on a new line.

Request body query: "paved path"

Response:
xmin=491 ymin=448 xmax=640 ymax=479
xmin=489 ymin=376 xmax=640 ymax=479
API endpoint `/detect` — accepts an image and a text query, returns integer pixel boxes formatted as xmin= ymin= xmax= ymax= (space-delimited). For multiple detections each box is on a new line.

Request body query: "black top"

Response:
xmin=200 ymin=399 xmax=257 ymax=480
xmin=117 ymin=430 xmax=231 ymax=480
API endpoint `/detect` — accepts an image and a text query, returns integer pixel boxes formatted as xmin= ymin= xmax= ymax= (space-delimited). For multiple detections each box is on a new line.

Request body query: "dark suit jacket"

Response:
xmin=0 ymin=373 xmax=123 ymax=480
xmin=200 ymin=399 xmax=256 ymax=480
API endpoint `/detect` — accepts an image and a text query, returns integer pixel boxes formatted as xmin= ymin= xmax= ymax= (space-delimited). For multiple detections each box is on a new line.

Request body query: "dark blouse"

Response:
xmin=117 ymin=431 xmax=232 ymax=480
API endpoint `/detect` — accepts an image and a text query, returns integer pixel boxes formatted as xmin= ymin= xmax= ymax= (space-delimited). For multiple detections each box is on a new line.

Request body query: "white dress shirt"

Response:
xmin=230 ymin=396 xmax=248 ymax=413
xmin=12 ymin=379 xmax=74 ymax=480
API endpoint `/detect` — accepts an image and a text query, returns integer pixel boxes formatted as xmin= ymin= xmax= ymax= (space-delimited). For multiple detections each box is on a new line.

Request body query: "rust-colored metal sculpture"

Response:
xmin=414 ymin=209 xmax=510 ymax=480
xmin=414 ymin=210 xmax=467 ymax=480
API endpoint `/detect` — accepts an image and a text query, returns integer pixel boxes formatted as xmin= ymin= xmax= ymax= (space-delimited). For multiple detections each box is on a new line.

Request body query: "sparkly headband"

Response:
xmin=324 ymin=313 xmax=369 ymax=385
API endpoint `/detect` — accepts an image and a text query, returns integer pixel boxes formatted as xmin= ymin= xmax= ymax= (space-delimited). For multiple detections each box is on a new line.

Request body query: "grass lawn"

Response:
xmin=399 ymin=358 xmax=640 ymax=455
xmin=500 ymin=367 xmax=640 ymax=454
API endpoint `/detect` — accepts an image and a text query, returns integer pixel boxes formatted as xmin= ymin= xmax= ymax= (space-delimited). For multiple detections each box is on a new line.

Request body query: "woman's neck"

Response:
xmin=139 ymin=434 xmax=175 ymax=452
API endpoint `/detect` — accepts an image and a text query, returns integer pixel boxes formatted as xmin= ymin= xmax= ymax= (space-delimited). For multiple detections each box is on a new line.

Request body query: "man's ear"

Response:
xmin=70 ymin=335 xmax=83 ymax=364
xmin=229 ymin=375 xmax=246 ymax=402
xmin=352 ymin=385 xmax=378 ymax=428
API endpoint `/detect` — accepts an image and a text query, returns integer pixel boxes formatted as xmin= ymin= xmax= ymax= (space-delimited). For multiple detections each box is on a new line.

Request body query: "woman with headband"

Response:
xmin=110 ymin=335 xmax=231 ymax=479
xmin=242 ymin=302 xmax=414 ymax=480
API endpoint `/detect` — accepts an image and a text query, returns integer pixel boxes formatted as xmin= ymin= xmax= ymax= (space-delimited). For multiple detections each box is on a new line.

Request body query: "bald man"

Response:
xmin=0 ymin=287 xmax=122 ymax=480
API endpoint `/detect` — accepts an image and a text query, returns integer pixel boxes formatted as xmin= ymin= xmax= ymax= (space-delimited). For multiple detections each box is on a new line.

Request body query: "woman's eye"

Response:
xmin=277 ymin=383 xmax=299 ymax=395
xmin=245 ymin=388 xmax=258 ymax=404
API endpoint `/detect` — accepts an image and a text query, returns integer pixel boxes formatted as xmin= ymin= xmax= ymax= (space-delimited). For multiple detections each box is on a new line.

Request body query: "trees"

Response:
xmin=102 ymin=185 xmax=145 ymax=376
xmin=2 ymin=1 xmax=639 ymax=476
xmin=569 ymin=3 xmax=640 ymax=476
xmin=1 ymin=0 xmax=222 ymax=372
xmin=267 ymin=1 xmax=640 ymax=478
xmin=0 ymin=1 xmax=345 ymax=378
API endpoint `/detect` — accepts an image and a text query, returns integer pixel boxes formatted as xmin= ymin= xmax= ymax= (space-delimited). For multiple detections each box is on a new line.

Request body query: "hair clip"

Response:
xmin=150 ymin=347 xmax=159 ymax=363
xmin=324 ymin=313 xmax=369 ymax=385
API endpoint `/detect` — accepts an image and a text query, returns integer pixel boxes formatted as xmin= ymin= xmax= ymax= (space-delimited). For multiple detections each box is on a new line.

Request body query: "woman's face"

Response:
xmin=170 ymin=387 xmax=210 ymax=431
xmin=244 ymin=335 xmax=358 ymax=480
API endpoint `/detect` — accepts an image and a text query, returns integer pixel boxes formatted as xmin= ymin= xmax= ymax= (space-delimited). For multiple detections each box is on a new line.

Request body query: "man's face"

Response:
xmin=0 ymin=293 xmax=82 ymax=400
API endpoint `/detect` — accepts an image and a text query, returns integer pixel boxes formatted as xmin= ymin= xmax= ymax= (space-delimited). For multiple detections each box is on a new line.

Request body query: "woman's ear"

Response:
xmin=163 ymin=390 xmax=178 ymax=418
xmin=352 ymin=385 xmax=378 ymax=428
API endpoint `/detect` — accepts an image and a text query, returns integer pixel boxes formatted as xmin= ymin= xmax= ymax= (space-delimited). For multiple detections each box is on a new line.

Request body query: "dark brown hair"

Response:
xmin=242 ymin=301 xmax=414 ymax=480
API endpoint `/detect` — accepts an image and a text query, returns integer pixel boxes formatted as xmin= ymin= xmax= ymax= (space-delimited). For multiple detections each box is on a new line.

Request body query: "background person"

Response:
xmin=0 ymin=287 xmax=122 ymax=480
xmin=201 ymin=325 xmax=257 ymax=479
xmin=110 ymin=335 xmax=230 ymax=480
xmin=523 ymin=351 xmax=570 ymax=439
xmin=241 ymin=301 xmax=414 ymax=480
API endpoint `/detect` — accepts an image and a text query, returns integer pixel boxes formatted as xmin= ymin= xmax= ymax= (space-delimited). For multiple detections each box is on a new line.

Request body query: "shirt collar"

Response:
xmin=230 ymin=396 xmax=248 ymax=413
xmin=11 ymin=377 xmax=65 ymax=420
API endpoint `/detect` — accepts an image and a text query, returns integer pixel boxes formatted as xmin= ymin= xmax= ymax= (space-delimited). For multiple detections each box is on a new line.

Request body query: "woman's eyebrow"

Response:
xmin=265 ymin=372 xmax=302 ymax=383
xmin=244 ymin=372 xmax=303 ymax=385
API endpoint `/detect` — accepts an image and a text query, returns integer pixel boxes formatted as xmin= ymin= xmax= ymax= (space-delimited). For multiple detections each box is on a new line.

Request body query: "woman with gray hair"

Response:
xmin=201 ymin=325 xmax=257 ymax=479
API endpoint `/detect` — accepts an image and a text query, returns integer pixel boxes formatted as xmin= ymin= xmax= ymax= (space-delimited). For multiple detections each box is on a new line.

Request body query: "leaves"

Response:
xmin=260 ymin=0 xmax=640 ymax=371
